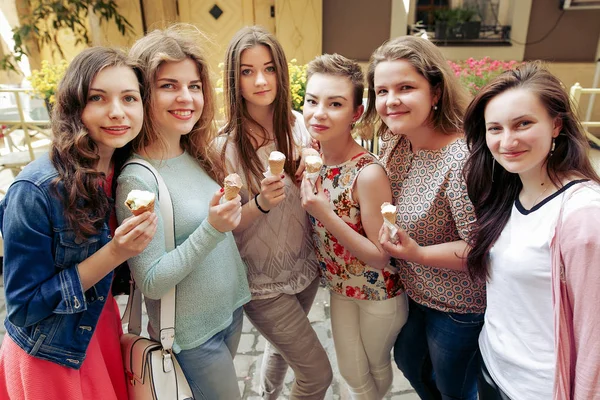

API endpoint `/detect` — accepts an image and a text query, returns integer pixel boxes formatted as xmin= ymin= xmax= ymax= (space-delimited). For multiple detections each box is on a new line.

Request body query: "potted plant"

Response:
xmin=434 ymin=7 xmax=481 ymax=40
xmin=28 ymin=59 xmax=69 ymax=115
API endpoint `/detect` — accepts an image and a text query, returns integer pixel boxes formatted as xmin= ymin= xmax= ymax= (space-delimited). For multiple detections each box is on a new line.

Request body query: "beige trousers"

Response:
xmin=330 ymin=291 xmax=408 ymax=400
xmin=243 ymin=277 xmax=332 ymax=399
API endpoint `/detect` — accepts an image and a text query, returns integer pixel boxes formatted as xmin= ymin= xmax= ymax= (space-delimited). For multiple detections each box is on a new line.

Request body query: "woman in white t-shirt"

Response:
xmin=463 ymin=62 xmax=600 ymax=399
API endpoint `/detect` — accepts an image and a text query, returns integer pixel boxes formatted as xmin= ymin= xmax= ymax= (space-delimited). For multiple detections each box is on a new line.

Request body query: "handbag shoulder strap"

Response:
xmin=120 ymin=158 xmax=177 ymax=351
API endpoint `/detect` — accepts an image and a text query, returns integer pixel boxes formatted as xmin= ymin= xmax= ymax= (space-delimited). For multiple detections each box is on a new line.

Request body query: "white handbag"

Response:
xmin=119 ymin=159 xmax=194 ymax=400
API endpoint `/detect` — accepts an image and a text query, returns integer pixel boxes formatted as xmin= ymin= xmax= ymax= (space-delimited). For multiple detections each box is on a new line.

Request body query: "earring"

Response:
xmin=433 ymin=104 xmax=438 ymax=111
xmin=351 ymin=122 xmax=356 ymax=130
xmin=550 ymin=137 xmax=556 ymax=156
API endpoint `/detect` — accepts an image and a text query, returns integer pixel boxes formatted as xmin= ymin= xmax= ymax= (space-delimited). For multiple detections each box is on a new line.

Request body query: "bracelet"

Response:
xmin=255 ymin=194 xmax=270 ymax=214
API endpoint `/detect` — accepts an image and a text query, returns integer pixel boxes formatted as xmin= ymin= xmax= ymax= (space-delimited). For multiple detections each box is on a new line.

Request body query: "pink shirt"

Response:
xmin=551 ymin=183 xmax=600 ymax=399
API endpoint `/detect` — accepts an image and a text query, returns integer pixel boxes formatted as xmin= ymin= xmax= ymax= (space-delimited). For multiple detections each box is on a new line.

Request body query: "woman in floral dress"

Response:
xmin=301 ymin=54 xmax=407 ymax=400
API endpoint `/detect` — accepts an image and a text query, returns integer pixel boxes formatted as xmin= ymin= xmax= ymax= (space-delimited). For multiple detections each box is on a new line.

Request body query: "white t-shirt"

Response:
xmin=479 ymin=180 xmax=589 ymax=400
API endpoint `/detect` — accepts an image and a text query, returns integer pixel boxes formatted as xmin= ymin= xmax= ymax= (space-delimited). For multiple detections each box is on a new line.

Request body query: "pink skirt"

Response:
xmin=0 ymin=292 xmax=128 ymax=400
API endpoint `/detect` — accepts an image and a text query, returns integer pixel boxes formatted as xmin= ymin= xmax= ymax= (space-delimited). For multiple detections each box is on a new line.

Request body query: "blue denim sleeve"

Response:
xmin=1 ymin=181 xmax=87 ymax=328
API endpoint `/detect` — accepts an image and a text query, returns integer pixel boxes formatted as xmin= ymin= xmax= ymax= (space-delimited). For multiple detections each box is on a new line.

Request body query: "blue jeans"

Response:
xmin=393 ymin=299 xmax=484 ymax=400
xmin=175 ymin=307 xmax=243 ymax=400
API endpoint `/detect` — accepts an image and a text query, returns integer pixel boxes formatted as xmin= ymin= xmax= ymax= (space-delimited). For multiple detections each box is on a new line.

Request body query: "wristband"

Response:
xmin=255 ymin=194 xmax=270 ymax=214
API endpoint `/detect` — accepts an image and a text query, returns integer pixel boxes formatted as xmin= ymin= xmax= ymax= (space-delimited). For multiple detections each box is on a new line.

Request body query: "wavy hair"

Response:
xmin=463 ymin=62 xmax=600 ymax=281
xmin=362 ymin=36 xmax=467 ymax=141
xmin=129 ymin=23 xmax=224 ymax=182
xmin=51 ymin=47 xmax=141 ymax=239
xmin=220 ymin=26 xmax=295 ymax=194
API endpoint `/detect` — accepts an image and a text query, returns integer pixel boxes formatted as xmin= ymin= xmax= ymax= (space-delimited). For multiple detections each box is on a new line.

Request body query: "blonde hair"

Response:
xmin=129 ymin=23 xmax=224 ymax=181
xmin=363 ymin=36 xmax=467 ymax=139
xmin=306 ymin=53 xmax=364 ymax=109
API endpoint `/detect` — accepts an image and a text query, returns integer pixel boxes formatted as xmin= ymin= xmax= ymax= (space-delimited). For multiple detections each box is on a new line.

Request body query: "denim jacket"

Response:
xmin=0 ymin=155 xmax=113 ymax=369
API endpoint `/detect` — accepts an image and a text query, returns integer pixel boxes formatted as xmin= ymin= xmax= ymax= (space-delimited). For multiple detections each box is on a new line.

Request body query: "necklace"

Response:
xmin=531 ymin=183 xmax=550 ymax=207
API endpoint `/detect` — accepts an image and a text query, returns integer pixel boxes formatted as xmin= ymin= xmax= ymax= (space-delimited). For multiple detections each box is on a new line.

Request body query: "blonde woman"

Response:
xmin=117 ymin=25 xmax=251 ymax=399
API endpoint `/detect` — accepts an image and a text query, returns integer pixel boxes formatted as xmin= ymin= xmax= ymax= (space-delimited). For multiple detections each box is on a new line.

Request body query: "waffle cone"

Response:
xmin=306 ymin=164 xmax=321 ymax=174
xmin=224 ymin=185 xmax=241 ymax=201
xmin=269 ymin=159 xmax=285 ymax=175
xmin=382 ymin=211 xmax=396 ymax=225
xmin=127 ymin=199 xmax=155 ymax=216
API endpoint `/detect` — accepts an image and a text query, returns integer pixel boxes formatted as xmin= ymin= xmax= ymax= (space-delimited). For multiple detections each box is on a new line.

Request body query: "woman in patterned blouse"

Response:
xmin=301 ymin=54 xmax=407 ymax=399
xmin=364 ymin=36 xmax=486 ymax=400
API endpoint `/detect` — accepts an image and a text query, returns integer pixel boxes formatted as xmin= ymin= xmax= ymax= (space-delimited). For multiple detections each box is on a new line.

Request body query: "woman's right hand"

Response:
xmin=257 ymin=174 xmax=286 ymax=211
xmin=110 ymin=211 xmax=158 ymax=262
xmin=208 ymin=189 xmax=243 ymax=232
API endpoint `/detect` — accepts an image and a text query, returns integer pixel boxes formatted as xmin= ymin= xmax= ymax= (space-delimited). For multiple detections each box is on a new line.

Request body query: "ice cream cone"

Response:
xmin=305 ymin=155 xmax=323 ymax=174
xmin=380 ymin=202 xmax=397 ymax=224
xmin=268 ymin=151 xmax=286 ymax=175
xmin=125 ymin=190 xmax=156 ymax=216
xmin=224 ymin=173 xmax=243 ymax=201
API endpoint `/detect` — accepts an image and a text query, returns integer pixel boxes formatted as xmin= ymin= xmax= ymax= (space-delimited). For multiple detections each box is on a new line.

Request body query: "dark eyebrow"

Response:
xmin=89 ymin=88 xmax=140 ymax=94
xmin=156 ymin=78 xmax=201 ymax=84
xmin=486 ymin=114 xmax=533 ymax=126
xmin=241 ymin=60 xmax=274 ymax=67
xmin=305 ymin=92 xmax=348 ymax=101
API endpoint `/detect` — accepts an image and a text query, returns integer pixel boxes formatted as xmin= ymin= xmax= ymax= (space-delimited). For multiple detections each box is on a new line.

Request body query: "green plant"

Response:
xmin=434 ymin=7 xmax=477 ymax=26
xmin=28 ymin=59 xmax=69 ymax=104
xmin=1 ymin=0 xmax=135 ymax=74
xmin=448 ymin=57 xmax=522 ymax=95
xmin=288 ymin=59 xmax=307 ymax=112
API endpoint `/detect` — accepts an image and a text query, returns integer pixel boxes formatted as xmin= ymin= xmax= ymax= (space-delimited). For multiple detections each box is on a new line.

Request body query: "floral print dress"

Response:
xmin=310 ymin=152 xmax=403 ymax=301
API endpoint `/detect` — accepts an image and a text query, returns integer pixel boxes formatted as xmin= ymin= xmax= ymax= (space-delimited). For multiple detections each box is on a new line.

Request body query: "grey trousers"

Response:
xmin=244 ymin=277 xmax=333 ymax=399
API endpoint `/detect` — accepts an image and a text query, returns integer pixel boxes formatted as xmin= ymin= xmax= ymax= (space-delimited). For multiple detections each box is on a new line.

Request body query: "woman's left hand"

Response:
xmin=379 ymin=223 xmax=423 ymax=264
xmin=300 ymin=175 xmax=331 ymax=222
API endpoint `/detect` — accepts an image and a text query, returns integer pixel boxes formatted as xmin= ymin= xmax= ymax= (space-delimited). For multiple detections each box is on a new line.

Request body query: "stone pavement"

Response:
xmin=0 ymin=275 xmax=418 ymax=399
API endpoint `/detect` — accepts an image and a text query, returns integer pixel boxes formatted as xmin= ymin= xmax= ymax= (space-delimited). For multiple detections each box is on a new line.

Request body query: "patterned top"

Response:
xmin=216 ymin=111 xmax=319 ymax=300
xmin=380 ymin=134 xmax=485 ymax=314
xmin=310 ymin=152 xmax=403 ymax=301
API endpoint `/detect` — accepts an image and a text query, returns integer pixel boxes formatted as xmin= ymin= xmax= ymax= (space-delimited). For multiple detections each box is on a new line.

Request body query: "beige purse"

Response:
xmin=119 ymin=159 xmax=194 ymax=400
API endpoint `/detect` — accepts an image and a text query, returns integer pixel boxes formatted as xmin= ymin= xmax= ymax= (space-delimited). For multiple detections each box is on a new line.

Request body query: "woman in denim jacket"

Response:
xmin=0 ymin=47 xmax=156 ymax=400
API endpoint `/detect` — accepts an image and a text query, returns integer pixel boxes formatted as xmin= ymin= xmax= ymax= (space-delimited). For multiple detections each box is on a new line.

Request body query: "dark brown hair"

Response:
xmin=129 ymin=23 xmax=224 ymax=182
xmin=306 ymin=53 xmax=364 ymax=109
xmin=363 ymin=36 xmax=467 ymax=140
xmin=220 ymin=26 xmax=295 ymax=194
xmin=464 ymin=62 xmax=600 ymax=281
xmin=51 ymin=47 xmax=141 ymax=239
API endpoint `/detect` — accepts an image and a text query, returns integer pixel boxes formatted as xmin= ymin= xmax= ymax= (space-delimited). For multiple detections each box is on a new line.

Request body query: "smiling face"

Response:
xmin=303 ymin=73 xmax=362 ymax=145
xmin=81 ymin=65 xmax=143 ymax=158
xmin=485 ymin=88 xmax=561 ymax=180
xmin=373 ymin=59 xmax=438 ymax=135
xmin=151 ymin=58 xmax=204 ymax=138
xmin=239 ymin=45 xmax=278 ymax=108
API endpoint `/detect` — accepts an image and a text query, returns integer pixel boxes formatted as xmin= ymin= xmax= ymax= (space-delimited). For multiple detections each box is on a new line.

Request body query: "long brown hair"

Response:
xmin=464 ymin=62 xmax=600 ymax=281
xmin=129 ymin=24 xmax=224 ymax=182
xmin=51 ymin=47 xmax=141 ymax=239
xmin=362 ymin=36 xmax=467 ymax=141
xmin=221 ymin=26 xmax=295 ymax=193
